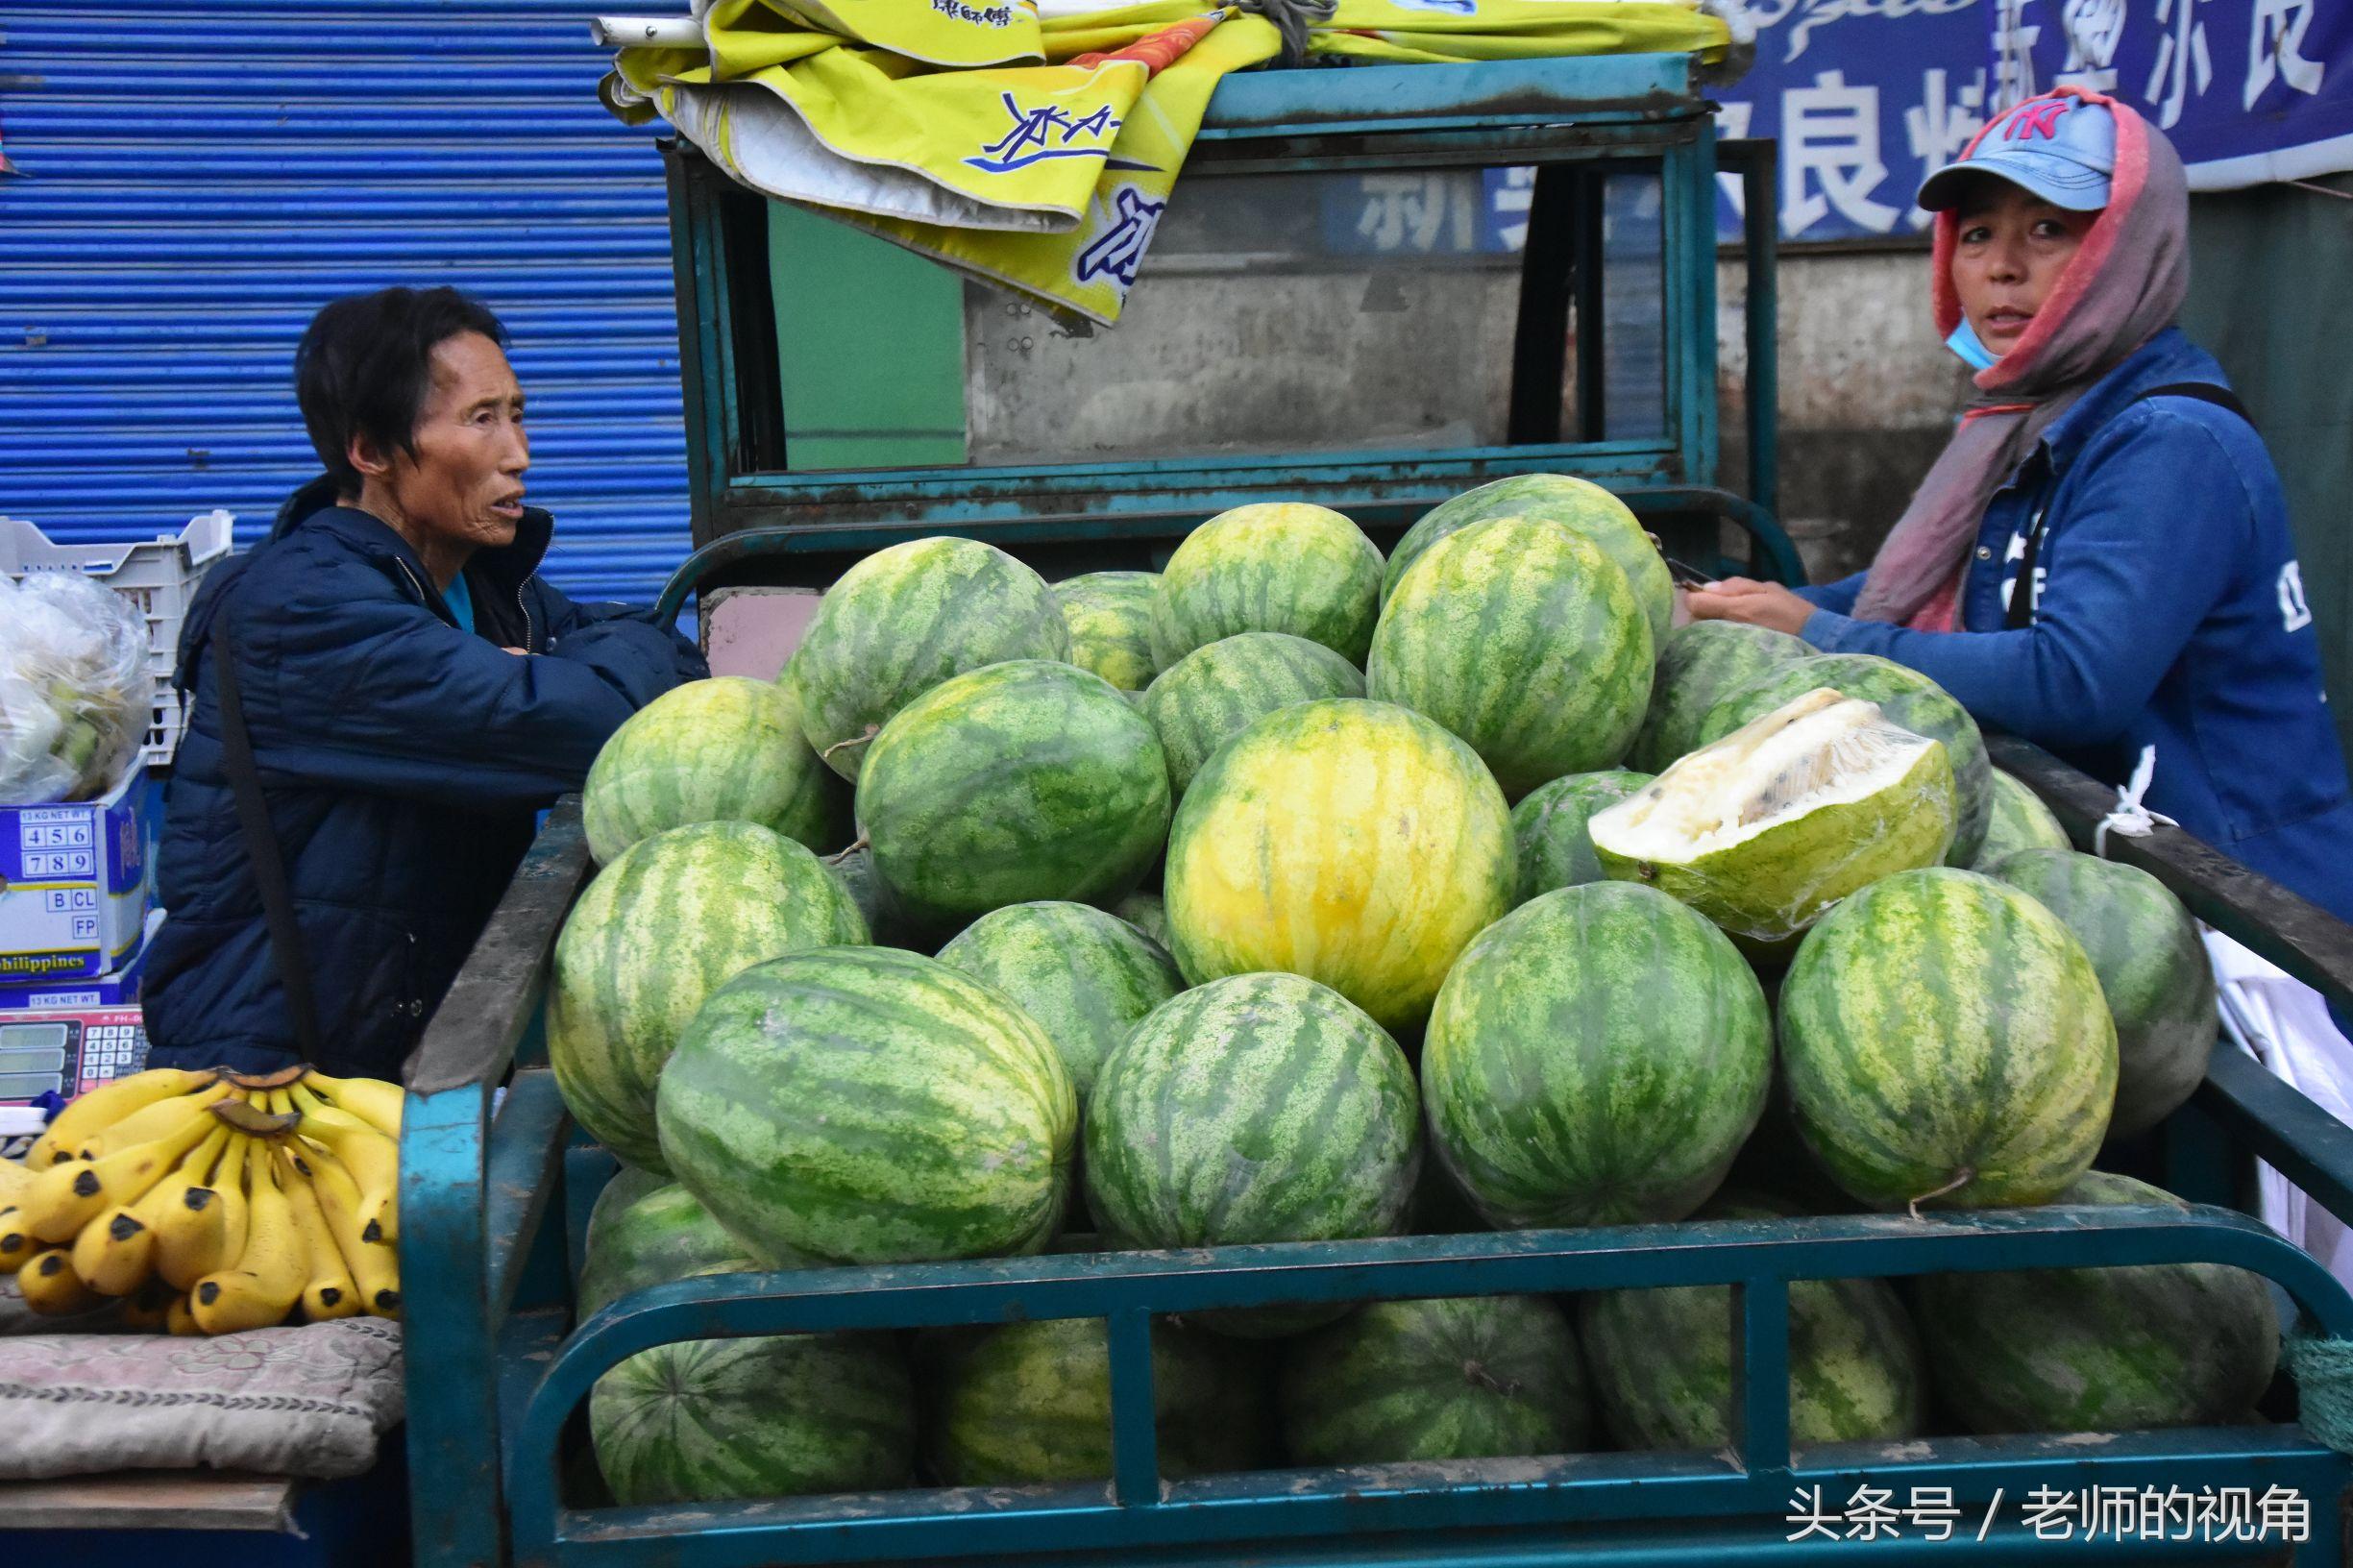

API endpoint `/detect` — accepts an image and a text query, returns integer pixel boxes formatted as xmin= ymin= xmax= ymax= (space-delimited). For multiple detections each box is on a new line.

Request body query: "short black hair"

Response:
xmin=294 ymin=287 xmax=509 ymax=498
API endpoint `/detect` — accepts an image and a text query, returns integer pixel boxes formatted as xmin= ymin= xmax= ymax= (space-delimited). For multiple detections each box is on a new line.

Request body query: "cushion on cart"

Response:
xmin=0 ymin=1311 xmax=402 ymax=1481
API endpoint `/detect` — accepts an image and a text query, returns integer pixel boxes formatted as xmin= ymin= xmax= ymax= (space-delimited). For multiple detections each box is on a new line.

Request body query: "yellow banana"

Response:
xmin=117 ymin=1279 xmax=177 ymax=1332
xmin=287 ymin=1084 xmax=400 ymax=1244
xmin=73 ymin=1080 xmax=238 ymax=1161
xmin=154 ymin=1129 xmax=241 ymax=1291
xmin=0 ymin=1205 xmax=37 ymax=1272
xmin=4 ymin=1239 xmax=55 ymax=1280
xmin=165 ymin=1290 xmax=200 ymax=1336
xmin=272 ymin=1143 xmax=360 ymax=1321
xmin=18 ymin=1251 xmax=104 ymax=1315
xmin=24 ymin=1068 xmax=219 ymax=1169
xmin=0 ymin=1157 xmax=31 ymax=1204
xmin=21 ymin=1106 xmax=224 ymax=1244
xmin=299 ymin=1070 xmax=404 ymax=1139
xmin=189 ymin=1140 xmax=306 ymax=1335
xmin=70 ymin=1203 xmax=158 ymax=1297
xmin=304 ymin=1139 xmax=402 ymax=1318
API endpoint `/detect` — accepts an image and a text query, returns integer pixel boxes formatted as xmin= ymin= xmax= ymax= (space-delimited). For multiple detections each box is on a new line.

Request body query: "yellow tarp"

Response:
xmin=607 ymin=0 xmax=1730 ymax=325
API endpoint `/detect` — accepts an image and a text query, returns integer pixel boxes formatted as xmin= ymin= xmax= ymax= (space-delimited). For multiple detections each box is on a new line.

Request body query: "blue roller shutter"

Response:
xmin=0 ymin=0 xmax=691 ymax=603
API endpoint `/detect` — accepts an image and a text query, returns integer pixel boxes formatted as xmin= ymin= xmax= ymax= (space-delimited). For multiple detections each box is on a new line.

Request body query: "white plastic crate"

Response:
xmin=1 ymin=510 xmax=236 ymax=770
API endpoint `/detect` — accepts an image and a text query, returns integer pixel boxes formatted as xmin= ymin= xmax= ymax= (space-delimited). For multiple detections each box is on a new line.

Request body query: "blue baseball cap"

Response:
xmin=1918 ymin=94 xmax=2116 ymax=212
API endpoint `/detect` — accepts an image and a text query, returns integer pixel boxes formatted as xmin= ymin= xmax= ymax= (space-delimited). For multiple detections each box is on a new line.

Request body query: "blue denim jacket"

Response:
xmin=1796 ymin=328 xmax=2353 ymax=923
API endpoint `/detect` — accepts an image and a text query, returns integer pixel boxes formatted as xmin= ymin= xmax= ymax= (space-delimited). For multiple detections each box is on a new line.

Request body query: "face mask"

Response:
xmin=1947 ymin=317 xmax=2002 ymax=373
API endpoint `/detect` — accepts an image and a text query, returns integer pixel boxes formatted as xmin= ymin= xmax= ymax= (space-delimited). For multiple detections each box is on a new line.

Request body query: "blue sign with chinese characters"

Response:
xmin=1716 ymin=0 xmax=2353 ymax=241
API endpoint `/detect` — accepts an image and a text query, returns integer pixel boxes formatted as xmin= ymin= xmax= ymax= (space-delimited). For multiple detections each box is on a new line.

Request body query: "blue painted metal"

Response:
xmin=656 ymin=51 xmax=1802 ymax=590
xmin=0 ymin=4 xmax=692 ymax=604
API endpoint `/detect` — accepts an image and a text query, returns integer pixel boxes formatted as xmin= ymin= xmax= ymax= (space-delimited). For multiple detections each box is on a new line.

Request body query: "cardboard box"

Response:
xmin=0 ymin=910 xmax=159 ymax=1106
xmin=0 ymin=763 xmax=155 ymax=981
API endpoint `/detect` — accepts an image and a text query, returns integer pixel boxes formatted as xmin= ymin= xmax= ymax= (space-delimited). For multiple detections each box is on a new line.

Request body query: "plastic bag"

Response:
xmin=0 ymin=574 xmax=149 ymax=805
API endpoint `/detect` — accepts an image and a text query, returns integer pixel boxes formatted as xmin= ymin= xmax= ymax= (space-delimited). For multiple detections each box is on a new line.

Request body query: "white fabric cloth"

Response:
xmin=2204 ymin=928 xmax=2353 ymax=1295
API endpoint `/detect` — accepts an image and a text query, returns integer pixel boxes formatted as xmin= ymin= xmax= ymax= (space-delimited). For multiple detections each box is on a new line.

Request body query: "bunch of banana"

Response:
xmin=5 ymin=1065 xmax=404 ymax=1332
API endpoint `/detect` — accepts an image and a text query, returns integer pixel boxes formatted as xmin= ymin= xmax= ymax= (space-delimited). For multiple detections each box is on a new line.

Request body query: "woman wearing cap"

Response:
xmin=1687 ymin=86 xmax=2353 ymax=922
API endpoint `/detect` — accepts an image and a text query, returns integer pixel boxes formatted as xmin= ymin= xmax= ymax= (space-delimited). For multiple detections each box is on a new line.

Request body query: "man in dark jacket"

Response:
xmin=143 ymin=287 xmax=705 ymax=1078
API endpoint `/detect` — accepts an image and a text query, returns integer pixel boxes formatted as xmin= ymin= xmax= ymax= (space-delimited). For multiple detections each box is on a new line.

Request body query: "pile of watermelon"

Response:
xmin=549 ymin=478 xmax=2267 ymax=1506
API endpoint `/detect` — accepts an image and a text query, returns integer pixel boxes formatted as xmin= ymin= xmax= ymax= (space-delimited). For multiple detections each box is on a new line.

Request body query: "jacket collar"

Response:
xmin=270 ymin=474 xmax=554 ymax=603
xmin=2033 ymin=327 xmax=2231 ymax=477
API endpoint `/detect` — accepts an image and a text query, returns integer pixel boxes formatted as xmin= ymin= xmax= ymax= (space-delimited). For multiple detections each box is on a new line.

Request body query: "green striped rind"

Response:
xmin=1381 ymin=474 xmax=1674 ymax=647
xmin=1056 ymin=571 xmax=1164 ymax=692
xmin=1509 ymin=770 xmax=1652 ymax=904
xmin=1084 ymin=971 xmax=1422 ymax=1258
xmin=1157 ymin=503 xmax=1385 ymax=664
xmin=1422 ymin=882 xmax=1771 ymax=1228
xmin=656 ymin=945 xmax=1077 ymax=1264
xmin=1630 ymin=622 xmax=1815 ymax=773
xmin=1164 ymin=698 xmax=1513 ymax=1033
xmin=1912 ymin=1172 xmax=2278 ymax=1433
xmin=1970 ymin=770 xmax=2072 ymax=869
xmin=936 ymin=901 xmax=1184 ymax=1100
xmin=576 ymin=1181 xmax=767 ymax=1320
xmin=1777 ymin=869 xmax=2117 ymax=1210
xmin=1697 ymin=653 xmax=1993 ymax=865
xmin=1113 ymin=891 xmax=1170 ymax=948
xmin=1592 ymin=719 xmax=1958 ymax=948
xmin=591 ymin=1332 xmax=915 ymax=1505
xmin=1280 ymin=1295 xmax=1592 ymax=1465
xmin=584 ymin=1164 xmax=668 ymax=1247
xmin=1986 ymin=850 xmax=2218 ymax=1139
xmin=924 ymin=1316 xmax=1262 ymax=1483
xmin=792 ymin=537 xmax=1070 ymax=781
xmin=1577 ymin=1194 xmax=1927 ymax=1450
xmin=548 ymin=822 xmax=870 ymax=1172
xmin=1141 ymin=632 xmax=1365 ymax=798
xmin=1367 ymin=517 xmax=1654 ymax=796
xmin=582 ymin=677 xmax=851 ymax=865
xmin=857 ymin=660 xmax=1172 ymax=926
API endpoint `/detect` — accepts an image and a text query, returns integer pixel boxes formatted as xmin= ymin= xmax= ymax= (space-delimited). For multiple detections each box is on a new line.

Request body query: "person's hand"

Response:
xmin=502 ymin=646 xmax=528 ymax=656
xmin=1681 ymin=577 xmax=1816 ymax=637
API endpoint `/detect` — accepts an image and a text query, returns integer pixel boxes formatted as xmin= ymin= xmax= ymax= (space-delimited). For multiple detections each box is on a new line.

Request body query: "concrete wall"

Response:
xmin=1719 ymin=244 xmax=1968 ymax=585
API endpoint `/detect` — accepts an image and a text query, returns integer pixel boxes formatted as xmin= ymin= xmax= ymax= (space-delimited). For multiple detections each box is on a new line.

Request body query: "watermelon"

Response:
xmin=1141 ymin=632 xmax=1365 ymax=799
xmin=936 ymin=901 xmax=1184 ymax=1099
xmin=1578 ymin=1194 xmax=1927 ymax=1450
xmin=1366 ymin=516 xmax=1654 ymax=796
xmin=1590 ymin=690 xmax=1958 ymax=950
xmin=1112 ymin=890 xmax=1169 ymax=948
xmin=925 ymin=1316 xmax=1262 ymax=1483
xmin=584 ymin=1164 xmax=668 ymax=1247
xmin=1696 ymin=653 xmax=1993 ymax=866
xmin=1383 ymin=474 xmax=1674 ymax=647
xmin=1422 ymin=882 xmax=1771 ymax=1228
xmin=1910 ymin=1172 xmax=2279 ymax=1433
xmin=576 ymin=1180 xmax=766 ymax=1320
xmin=1156 ymin=503 xmax=1385 ymax=664
xmin=1777 ymin=869 xmax=2117 ymax=1211
xmin=1164 ymin=698 xmax=1513 ymax=1033
xmin=592 ymin=1330 xmax=915 ymax=1505
xmin=1987 ymin=849 xmax=2218 ymax=1139
xmin=548 ymin=821 xmax=869 ymax=1172
xmin=1280 ymin=1295 xmax=1592 ymax=1465
xmin=656 ymin=946 xmax=1077 ymax=1264
xmin=1083 ymin=972 xmax=1420 ymax=1331
xmin=1630 ymin=621 xmax=1815 ymax=773
xmin=857 ymin=660 xmax=1171 ymax=927
xmin=582 ymin=677 xmax=851 ymax=865
xmin=1971 ymin=769 xmax=2071 ymax=868
xmin=791 ymin=537 xmax=1069 ymax=781
xmin=1509 ymin=770 xmax=1652 ymax=904
xmin=821 ymin=843 xmax=904 ymax=947
xmin=1057 ymin=571 xmax=1164 ymax=692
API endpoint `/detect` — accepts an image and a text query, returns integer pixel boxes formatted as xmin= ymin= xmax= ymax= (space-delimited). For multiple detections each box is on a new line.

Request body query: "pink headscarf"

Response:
xmin=1850 ymin=86 xmax=2190 ymax=627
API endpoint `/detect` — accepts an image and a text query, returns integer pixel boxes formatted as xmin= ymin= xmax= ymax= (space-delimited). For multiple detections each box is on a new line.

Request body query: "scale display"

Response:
xmin=0 ymin=1011 xmax=145 ymax=1104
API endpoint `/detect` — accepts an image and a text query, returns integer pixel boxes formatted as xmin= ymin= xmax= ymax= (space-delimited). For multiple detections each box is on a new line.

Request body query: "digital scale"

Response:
xmin=0 ymin=1012 xmax=147 ymax=1104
